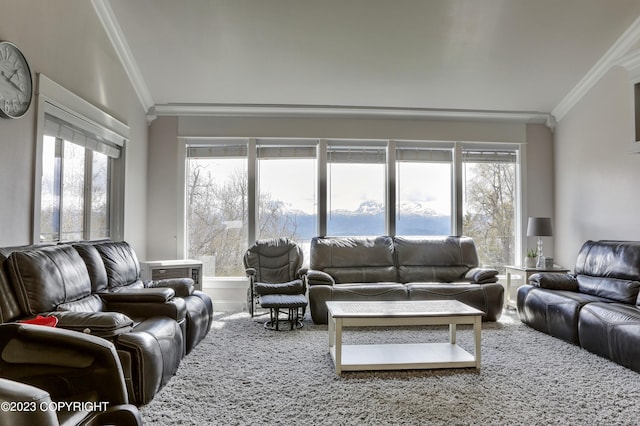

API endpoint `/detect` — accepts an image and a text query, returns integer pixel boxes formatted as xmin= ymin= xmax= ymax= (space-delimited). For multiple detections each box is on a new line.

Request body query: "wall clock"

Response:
xmin=0 ymin=41 xmax=32 ymax=119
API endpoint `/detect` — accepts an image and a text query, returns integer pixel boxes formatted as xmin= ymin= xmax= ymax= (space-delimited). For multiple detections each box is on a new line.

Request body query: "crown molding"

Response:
xmin=552 ymin=15 xmax=640 ymax=122
xmin=149 ymin=103 xmax=551 ymax=125
xmin=618 ymin=49 xmax=640 ymax=82
xmin=92 ymin=0 xmax=154 ymax=112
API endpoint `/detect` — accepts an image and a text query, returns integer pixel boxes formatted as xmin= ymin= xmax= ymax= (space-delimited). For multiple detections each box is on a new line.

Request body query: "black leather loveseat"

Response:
xmin=307 ymin=236 xmax=503 ymax=324
xmin=0 ymin=243 xmax=185 ymax=405
xmin=517 ymin=240 xmax=640 ymax=373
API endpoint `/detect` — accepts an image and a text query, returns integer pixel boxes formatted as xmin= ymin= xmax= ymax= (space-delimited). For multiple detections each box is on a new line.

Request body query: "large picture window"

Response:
xmin=183 ymin=139 xmax=522 ymax=278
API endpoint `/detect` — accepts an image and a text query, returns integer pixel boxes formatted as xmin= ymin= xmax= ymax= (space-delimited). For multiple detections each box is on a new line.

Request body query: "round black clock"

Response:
xmin=0 ymin=41 xmax=33 ymax=119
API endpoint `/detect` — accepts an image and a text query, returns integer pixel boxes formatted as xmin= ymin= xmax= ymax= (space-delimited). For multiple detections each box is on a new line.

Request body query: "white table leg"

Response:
xmin=449 ymin=323 xmax=457 ymax=344
xmin=474 ymin=315 xmax=482 ymax=370
xmin=328 ymin=313 xmax=334 ymax=348
xmin=334 ymin=317 xmax=342 ymax=374
xmin=505 ymin=269 xmax=512 ymax=309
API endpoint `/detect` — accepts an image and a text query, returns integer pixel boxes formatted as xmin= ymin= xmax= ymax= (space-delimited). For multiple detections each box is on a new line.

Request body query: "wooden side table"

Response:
xmin=504 ymin=265 xmax=570 ymax=310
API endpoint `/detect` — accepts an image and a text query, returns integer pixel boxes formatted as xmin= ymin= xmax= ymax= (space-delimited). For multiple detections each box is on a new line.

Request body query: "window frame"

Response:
xmin=33 ymin=74 xmax=128 ymax=243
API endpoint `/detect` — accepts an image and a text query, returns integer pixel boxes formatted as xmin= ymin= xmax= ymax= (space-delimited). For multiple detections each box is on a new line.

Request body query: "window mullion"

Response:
xmin=83 ymin=149 xmax=93 ymax=240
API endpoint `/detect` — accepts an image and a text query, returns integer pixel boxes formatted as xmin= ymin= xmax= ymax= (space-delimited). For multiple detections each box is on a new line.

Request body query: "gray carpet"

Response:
xmin=141 ymin=310 xmax=640 ymax=425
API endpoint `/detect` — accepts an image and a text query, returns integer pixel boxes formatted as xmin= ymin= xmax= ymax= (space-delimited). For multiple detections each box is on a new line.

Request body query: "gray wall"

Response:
xmin=147 ymin=115 xmax=553 ymax=261
xmin=554 ymin=65 xmax=640 ymax=268
xmin=0 ymin=0 xmax=149 ymax=256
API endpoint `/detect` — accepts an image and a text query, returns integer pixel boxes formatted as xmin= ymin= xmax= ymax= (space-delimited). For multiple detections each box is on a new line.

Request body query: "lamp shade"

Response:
xmin=527 ymin=217 xmax=552 ymax=237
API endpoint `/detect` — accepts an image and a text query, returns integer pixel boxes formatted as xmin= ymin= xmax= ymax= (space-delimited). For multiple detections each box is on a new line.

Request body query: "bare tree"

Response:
xmin=463 ymin=162 xmax=515 ymax=273
xmin=187 ymin=163 xmax=300 ymax=276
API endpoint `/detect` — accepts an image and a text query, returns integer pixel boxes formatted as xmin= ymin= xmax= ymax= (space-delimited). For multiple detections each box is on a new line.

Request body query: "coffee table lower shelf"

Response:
xmin=330 ymin=342 xmax=477 ymax=372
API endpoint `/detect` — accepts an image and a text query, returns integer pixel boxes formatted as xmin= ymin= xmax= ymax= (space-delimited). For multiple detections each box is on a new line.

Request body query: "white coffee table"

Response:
xmin=326 ymin=300 xmax=483 ymax=374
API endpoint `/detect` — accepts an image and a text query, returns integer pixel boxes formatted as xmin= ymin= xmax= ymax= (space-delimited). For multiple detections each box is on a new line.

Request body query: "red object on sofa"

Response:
xmin=19 ymin=315 xmax=58 ymax=327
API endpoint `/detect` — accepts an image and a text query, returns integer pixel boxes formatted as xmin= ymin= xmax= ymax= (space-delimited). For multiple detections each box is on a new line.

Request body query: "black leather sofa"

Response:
xmin=307 ymin=236 xmax=503 ymax=324
xmin=74 ymin=240 xmax=214 ymax=354
xmin=517 ymin=240 xmax=640 ymax=373
xmin=0 ymin=243 xmax=184 ymax=405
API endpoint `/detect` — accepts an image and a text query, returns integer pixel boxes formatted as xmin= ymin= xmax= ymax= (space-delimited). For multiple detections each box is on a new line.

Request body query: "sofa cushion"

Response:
xmin=576 ymin=275 xmax=640 ymax=304
xmin=72 ymin=244 xmax=109 ymax=292
xmin=575 ymin=240 xmax=640 ymax=281
xmin=578 ymin=302 xmax=640 ymax=373
xmin=92 ymin=241 xmax=141 ymax=290
xmin=397 ymin=266 xmax=469 ymax=283
xmin=7 ymin=246 xmax=93 ymax=316
xmin=394 ymin=236 xmax=479 ymax=267
xmin=394 ymin=236 xmax=479 ymax=282
xmin=324 ymin=266 xmax=397 ymax=284
xmin=310 ymin=236 xmax=394 ymax=270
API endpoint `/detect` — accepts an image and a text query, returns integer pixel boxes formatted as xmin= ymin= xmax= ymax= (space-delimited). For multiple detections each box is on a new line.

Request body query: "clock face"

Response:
xmin=0 ymin=41 xmax=32 ymax=119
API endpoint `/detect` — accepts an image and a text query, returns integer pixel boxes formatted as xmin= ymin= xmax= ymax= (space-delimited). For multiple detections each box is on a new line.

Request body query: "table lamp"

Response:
xmin=527 ymin=217 xmax=552 ymax=269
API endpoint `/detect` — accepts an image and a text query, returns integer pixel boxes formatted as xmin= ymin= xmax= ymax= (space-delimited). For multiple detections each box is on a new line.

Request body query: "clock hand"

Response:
xmin=1 ymin=70 xmax=24 ymax=92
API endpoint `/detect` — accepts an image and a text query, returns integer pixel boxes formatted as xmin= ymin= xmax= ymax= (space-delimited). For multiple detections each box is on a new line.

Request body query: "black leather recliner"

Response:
xmin=2 ymin=244 xmax=184 ymax=405
xmin=77 ymin=240 xmax=214 ymax=354
xmin=518 ymin=240 xmax=640 ymax=373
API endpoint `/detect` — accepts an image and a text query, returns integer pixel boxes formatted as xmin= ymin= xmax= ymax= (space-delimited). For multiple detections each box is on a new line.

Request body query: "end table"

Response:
xmin=504 ymin=265 xmax=570 ymax=310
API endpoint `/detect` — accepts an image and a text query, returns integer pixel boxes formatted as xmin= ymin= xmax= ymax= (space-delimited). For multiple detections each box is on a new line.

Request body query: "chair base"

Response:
xmin=259 ymin=294 xmax=308 ymax=331
xmin=263 ymin=307 xmax=304 ymax=331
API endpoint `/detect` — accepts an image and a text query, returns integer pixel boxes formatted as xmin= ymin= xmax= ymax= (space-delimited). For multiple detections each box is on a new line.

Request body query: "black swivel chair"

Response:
xmin=243 ymin=238 xmax=308 ymax=330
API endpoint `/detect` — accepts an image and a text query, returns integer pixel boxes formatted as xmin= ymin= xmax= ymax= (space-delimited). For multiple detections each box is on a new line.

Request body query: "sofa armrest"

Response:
xmin=100 ymin=288 xmax=175 ymax=303
xmin=529 ymin=273 xmax=578 ymax=291
xmin=104 ymin=295 xmax=187 ymax=323
xmin=465 ymin=267 xmax=499 ymax=284
xmin=306 ymin=270 xmax=335 ymax=286
xmin=50 ymin=310 xmax=133 ymax=338
xmin=145 ymin=278 xmax=194 ymax=297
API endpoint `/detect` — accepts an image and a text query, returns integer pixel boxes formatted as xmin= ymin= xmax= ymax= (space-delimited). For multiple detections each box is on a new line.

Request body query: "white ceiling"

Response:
xmin=102 ymin=0 xmax=640 ymax=121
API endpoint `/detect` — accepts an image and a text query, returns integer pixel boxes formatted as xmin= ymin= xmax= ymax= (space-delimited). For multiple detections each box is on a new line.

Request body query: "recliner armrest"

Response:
xmin=145 ymin=278 xmax=194 ymax=297
xmin=100 ymin=288 xmax=175 ymax=303
xmin=306 ymin=270 xmax=335 ymax=286
xmin=529 ymin=273 xmax=578 ymax=291
xmin=0 ymin=323 xmax=130 ymax=406
xmin=50 ymin=310 xmax=134 ymax=338
xmin=0 ymin=378 xmax=58 ymax=426
xmin=465 ymin=267 xmax=499 ymax=284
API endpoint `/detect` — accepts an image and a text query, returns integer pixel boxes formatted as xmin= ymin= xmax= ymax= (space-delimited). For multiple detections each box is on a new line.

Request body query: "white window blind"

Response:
xmin=186 ymin=144 xmax=248 ymax=158
xmin=396 ymin=147 xmax=453 ymax=162
xmin=328 ymin=146 xmax=386 ymax=164
xmin=462 ymin=149 xmax=517 ymax=163
xmin=44 ymin=113 xmax=121 ymax=158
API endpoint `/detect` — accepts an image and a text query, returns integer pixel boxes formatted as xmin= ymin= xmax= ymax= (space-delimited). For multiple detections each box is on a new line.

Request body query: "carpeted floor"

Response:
xmin=140 ymin=310 xmax=640 ymax=425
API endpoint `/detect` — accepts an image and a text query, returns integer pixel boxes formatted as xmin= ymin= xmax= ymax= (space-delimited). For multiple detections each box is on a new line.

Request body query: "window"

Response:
xmin=462 ymin=147 xmax=518 ymax=273
xmin=186 ymin=143 xmax=248 ymax=277
xmin=39 ymin=114 xmax=121 ymax=242
xmin=257 ymin=142 xmax=317 ymax=260
xmin=35 ymin=75 xmax=127 ymax=244
xmin=396 ymin=145 xmax=452 ymax=235
xmin=327 ymin=143 xmax=386 ymax=236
